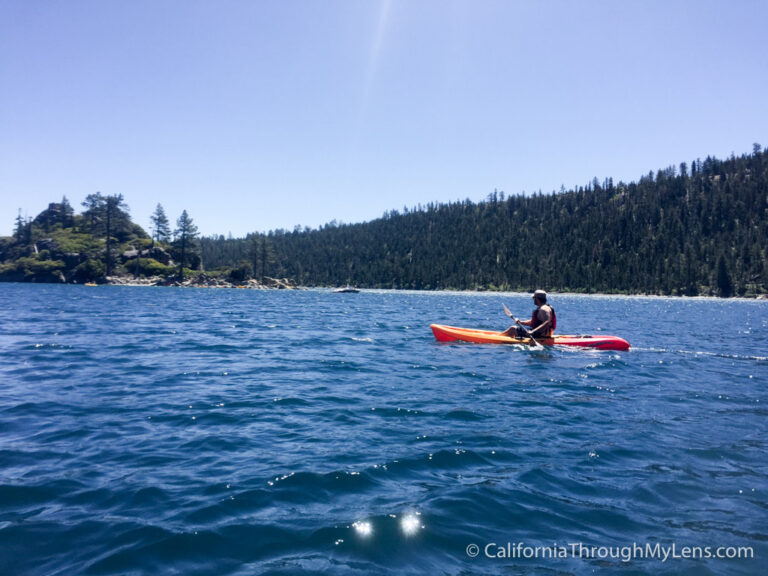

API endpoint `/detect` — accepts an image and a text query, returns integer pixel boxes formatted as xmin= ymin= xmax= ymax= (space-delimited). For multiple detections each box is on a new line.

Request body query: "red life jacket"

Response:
xmin=531 ymin=305 xmax=556 ymax=334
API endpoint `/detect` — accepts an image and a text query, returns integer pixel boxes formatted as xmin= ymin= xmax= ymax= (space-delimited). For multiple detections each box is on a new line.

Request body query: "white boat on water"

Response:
xmin=333 ymin=285 xmax=360 ymax=293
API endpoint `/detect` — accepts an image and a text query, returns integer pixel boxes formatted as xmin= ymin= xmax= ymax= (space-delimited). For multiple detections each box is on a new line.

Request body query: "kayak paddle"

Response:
xmin=503 ymin=304 xmax=540 ymax=347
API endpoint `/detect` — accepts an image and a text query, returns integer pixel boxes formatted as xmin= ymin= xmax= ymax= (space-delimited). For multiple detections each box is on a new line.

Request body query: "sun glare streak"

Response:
xmin=364 ymin=0 xmax=392 ymax=101
xmin=353 ymin=0 xmax=392 ymax=143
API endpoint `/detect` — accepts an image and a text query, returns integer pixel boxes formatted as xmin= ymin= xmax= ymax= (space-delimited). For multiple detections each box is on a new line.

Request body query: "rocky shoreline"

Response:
xmin=100 ymin=274 xmax=301 ymax=290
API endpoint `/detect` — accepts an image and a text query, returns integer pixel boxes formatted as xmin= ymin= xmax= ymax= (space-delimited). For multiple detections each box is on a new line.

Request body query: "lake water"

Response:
xmin=0 ymin=284 xmax=766 ymax=575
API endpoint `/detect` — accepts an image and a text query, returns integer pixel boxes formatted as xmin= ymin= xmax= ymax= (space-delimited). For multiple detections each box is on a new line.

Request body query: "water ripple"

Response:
xmin=0 ymin=285 xmax=765 ymax=575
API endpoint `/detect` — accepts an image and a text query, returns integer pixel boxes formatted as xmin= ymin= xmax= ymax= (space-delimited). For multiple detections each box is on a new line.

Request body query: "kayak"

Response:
xmin=430 ymin=324 xmax=630 ymax=351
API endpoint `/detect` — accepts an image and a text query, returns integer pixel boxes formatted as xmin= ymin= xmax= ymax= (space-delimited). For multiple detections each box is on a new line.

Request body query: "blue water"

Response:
xmin=0 ymin=284 xmax=766 ymax=575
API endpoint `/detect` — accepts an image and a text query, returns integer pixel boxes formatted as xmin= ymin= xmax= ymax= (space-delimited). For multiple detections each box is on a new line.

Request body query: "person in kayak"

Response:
xmin=502 ymin=290 xmax=556 ymax=339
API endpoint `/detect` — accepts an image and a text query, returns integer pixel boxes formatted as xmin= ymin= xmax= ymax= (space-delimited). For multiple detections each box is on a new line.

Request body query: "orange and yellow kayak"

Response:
xmin=430 ymin=324 xmax=630 ymax=351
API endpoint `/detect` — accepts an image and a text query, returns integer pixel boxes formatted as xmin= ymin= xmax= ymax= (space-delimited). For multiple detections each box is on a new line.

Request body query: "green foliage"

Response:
xmin=2 ymin=195 xmax=154 ymax=283
xmin=200 ymin=148 xmax=768 ymax=297
xmin=200 ymin=234 xmax=276 ymax=280
xmin=0 ymin=237 xmax=13 ymax=261
xmin=72 ymin=259 xmax=106 ymax=282
xmin=135 ymin=237 xmax=154 ymax=249
xmin=177 ymin=267 xmax=198 ymax=280
xmin=150 ymin=204 xmax=171 ymax=244
xmin=228 ymin=261 xmax=254 ymax=282
xmin=14 ymin=210 xmax=25 ymax=241
xmin=716 ymin=255 xmax=733 ymax=298
xmin=3 ymin=147 xmax=766 ymax=295
xmin=0 ymin=256 xmax=66 ymax=281
xmin=136 ymin=258 xmax=175 ymax=277
xmin=47 ymin=228 xmax=101 ymax=254
xmin=173 ymin=209 xmax=200 ymax=275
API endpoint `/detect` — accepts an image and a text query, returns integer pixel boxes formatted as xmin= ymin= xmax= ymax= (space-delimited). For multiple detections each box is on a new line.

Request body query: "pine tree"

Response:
xmin=716 ymin=254 xmax=733 ymax=298
xmin=14 ymin=209 xmax=25 ymax=243
xmin=260 ymin=236 xmax=277 ymax=281
xmin=150 ymin=203 xmax=171 ymax=245
xmin=174 ymin=210 xmax=199 ymax=278
xmin=82 ymin=192 xmax=106 ymax=236
xmin=104 ymin=194 xmax=129 ymax=276
xmin=247 ymin=234 xmax=261 ymax=279
xmin=61 ymin=196 xmax=75 ymax=228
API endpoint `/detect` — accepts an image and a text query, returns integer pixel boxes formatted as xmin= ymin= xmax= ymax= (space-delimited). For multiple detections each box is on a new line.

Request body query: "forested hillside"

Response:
xmin=201 ymin=147 xmax=768 ymax=297
xmin=4 ymin=148 xmax=767 ymax=295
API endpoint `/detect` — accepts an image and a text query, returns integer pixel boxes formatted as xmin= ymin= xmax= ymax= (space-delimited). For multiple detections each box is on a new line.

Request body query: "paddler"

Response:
xmin=501 ymin=289 xmax=556 ymax=339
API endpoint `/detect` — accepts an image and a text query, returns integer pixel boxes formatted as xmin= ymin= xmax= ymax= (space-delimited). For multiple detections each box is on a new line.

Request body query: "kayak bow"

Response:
xmin=430 ymin=324 xmax=630 ymax=351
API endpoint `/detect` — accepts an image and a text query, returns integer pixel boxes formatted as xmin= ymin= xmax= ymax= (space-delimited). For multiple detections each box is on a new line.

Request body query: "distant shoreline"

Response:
xmin=100 ymin=274 xmax=302 ymax=290
xmin=345 ymin=287 xmax=768 ymax=301
xmin=3 ymin=279 xmax=765 ymax=300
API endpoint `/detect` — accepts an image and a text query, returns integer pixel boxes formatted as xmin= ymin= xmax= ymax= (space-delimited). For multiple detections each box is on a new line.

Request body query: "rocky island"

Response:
xmin=0 ymin=196 xmax=299 ymax=289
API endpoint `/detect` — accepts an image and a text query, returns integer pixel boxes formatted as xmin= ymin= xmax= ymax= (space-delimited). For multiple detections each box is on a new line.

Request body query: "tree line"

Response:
xmin=201 ymin=146 xmax=767 ymax=296
xmin=3 ymin=146 xmax=767 ymax=295
xmin=2 ymin=194 xmax=201 ymax=282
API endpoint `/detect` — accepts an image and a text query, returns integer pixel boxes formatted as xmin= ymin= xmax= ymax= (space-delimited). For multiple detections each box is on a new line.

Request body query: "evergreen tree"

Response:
xmin=174 ymin=210 xmax=199 ymax=277
xmin=150 ymin=203 xmax=171 ymax=245
xmin=247 ymin=234 xmax=261 ymax=279
xmin=716 ymin=255 xmax=733 ymax=298
xmin=104 ymin=194 xmax=130 ymax=276
xmin=14 ymin=209 xmax=25 ymax=243
xmin=82 ymin=192 xmax=106 ymax=236
xmin=61 ymin=196 xmax=75 ymax=228
xmin=260 ymin=235 xmax=278 ymax=280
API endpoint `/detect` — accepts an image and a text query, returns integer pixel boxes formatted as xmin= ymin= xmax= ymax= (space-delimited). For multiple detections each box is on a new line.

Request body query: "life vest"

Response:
xmin=531 ymin=305 xmax=556 ymax=335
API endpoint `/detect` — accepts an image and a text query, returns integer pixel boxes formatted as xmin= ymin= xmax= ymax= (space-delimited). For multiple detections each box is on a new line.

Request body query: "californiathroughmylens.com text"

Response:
xmin=467 ymin=541 xmax=755 ymax=563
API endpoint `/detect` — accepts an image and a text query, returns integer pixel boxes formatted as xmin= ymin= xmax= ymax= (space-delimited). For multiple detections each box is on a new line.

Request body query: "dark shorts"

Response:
xmin=515 ymin=327 xmax=553 ymax=339
xmin=513 ymin=327 xmax=532 ymax=338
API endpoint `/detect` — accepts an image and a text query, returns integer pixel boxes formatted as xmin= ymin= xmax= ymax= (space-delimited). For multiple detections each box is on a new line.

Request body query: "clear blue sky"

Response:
xmin=2 ymin=0 xmax=767 ymax=238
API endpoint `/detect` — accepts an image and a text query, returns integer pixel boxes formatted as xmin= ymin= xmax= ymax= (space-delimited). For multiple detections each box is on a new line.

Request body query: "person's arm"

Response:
xmin=529 ymin=309 xmax=551 ymax=336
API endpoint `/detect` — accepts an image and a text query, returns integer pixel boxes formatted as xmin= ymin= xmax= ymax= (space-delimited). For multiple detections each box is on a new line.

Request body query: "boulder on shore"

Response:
xmin=142 ymin=273 xmax=301 ymax=289
xmin=121 ymin=246 xmax=173 ymax=265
